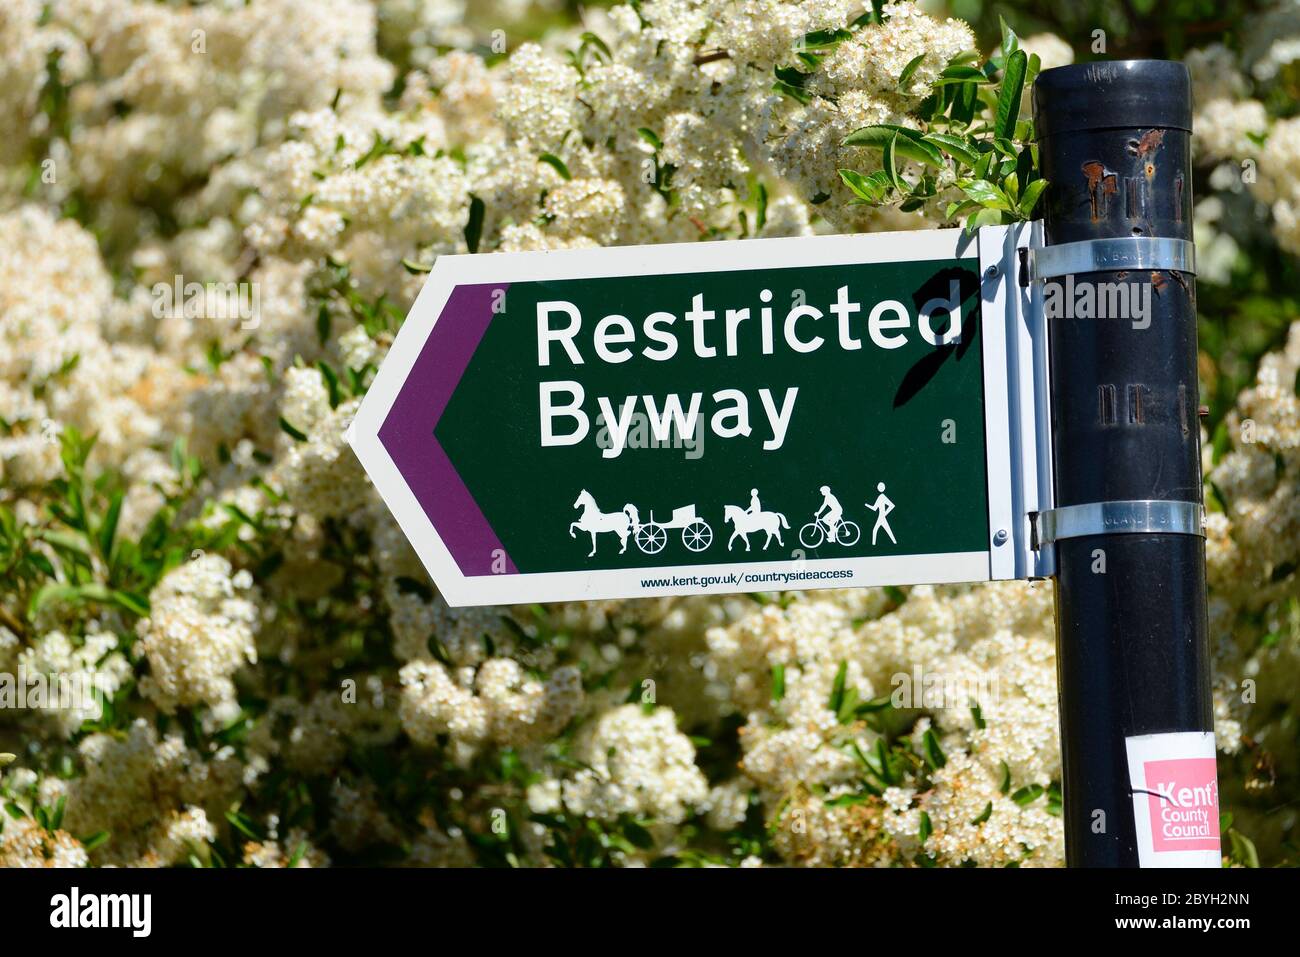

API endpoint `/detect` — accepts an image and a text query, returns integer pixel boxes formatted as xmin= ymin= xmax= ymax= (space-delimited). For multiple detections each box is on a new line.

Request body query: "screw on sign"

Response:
xmin=348 ymin=61 xmax=1217 ymax=869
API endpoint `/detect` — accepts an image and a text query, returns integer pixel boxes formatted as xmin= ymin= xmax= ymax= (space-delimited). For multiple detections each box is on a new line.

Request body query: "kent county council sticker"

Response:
xmin=1125 ymin=731 xmax=1221 ymax=868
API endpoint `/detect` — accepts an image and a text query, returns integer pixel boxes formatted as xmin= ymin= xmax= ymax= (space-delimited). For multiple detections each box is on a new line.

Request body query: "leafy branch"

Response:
xmin=837 ymin=20 xmax=1048 ymax=232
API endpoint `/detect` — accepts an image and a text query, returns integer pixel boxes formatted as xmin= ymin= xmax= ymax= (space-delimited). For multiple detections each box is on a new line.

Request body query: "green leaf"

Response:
xmin=110 ymin=589 xmax=149 ymax=617
xmin=921 ymin=727 xmax=946 ymax=769
xmin=622 ymin=819 xmax=654 ymax=850
xmin=400 ymin=257 xmax=432 ymax=274
xmin=27 ymin=582 xmax=142 ymax=620
xmin=999 ymin=16 xmax=1019 ymax=60
xmin=316 ymin=360 xmax=342 ymax=409
xmin=636 ymin=128 xmax=662 ymax=151
xmin=771 ymin=663 xmax=785 ymax=702
xmin=959 ymin=179 xmax=1013 ymax=211
xmin=918 ymin=810 xmax=932 ymax=844
xmin=838 ymin=168 xmax=887 ymax=203
xmin=1011 ymin=783 xmax=1044 ymax=806
xmin=951 ymin=80 xmax=978 ymax=124
xmin=998 ymin=761 xmax=1011 ymax=794
xmin=944 ymin=200 xmax=979 ymax=221
xmin=80 ymin=830 xmax=110 ymax=852
xmin=579 ymin=31 xmax=612 ymax=60
xmin=97 ymin=490 xmax=122 ymax=562
xmin=922 ymin=133 xmax=979 ymax=167
xmin=538 ymin=153 xmax=572 ymax=181
xmin=932 ymin=65 xmax=989 ymax=86
xmin=882 ymin=131 xmax=902 ymax=191
xmin=51 ymin=794 xmax=66 ymax=831
xmin=1227 ymin=828 xmax=1259 ymax=868
xmin=996 ymin=49 xmax=1027 ymax=141
xmin=353 ymin=134 xmax=393 ymax=170
xmin=828 ymin=660 xmax=848 ymax=715
xmin=1018 ymin=178 xmax=1048 ymax=217
xmin=772 ymin=78 xmax=811 ymax=105
xmin=1003 ymin=171 xmax=1019 ymax=202
xmin=965 ymin=207 xmax=1004 ymax=234
xmin=464 ymin=194 xmax=485 ymax=254
xmin=801 ymin=28 xmax=851 ymax=49
xmin=836 ymin=685 xmax=862 ymax=724
xmin=898 ymin=53 xmax=926 ymax=91
xmin=279 ymin=417 xmax=308 ymax=442
xmin=842 ymin=124 xmax=944 ymax=169
xmin=825 ymin=792 xmax=872 ymax=807
xmin=224 ymin=809 xmax=261 ymax=841
xmin=315 ymin=303 xmax=331 ymax=346
xmin=971 ymin=802 xmax=993 ymax=825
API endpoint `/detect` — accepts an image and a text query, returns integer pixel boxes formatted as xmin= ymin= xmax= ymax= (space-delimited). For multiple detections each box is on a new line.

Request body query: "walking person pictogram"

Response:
xmin=864 ymin=482 xmax=897 ymax=545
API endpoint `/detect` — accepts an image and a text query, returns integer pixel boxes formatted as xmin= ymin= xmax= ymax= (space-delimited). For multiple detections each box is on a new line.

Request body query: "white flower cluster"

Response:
xmin=57 ymin=719 xmax=243 ymax=866
xmin=135 ymin=555 xmax=260 ymax=716
xmin=1183 ymin=11 xmax=1300 ymax=260
xmin=703 ymin=582 xmax=1062 ymax=866
xmin=544 ymin=704 xmax=709 ymax=825
xmin=1206 ymin=321 xmax=1300 ymax=819
xmin=0 ymin=207 xmax=170 ymax=485
xmin=0 ymin=816 xmax=89 ymax=868
xmin=9 ymin=629 xmax=132 ymax=739
xmin=400 ymin=657 xmax=584 ymax=762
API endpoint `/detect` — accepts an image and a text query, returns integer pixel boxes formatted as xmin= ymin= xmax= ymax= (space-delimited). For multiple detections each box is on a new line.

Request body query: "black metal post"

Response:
xmin=1033 ymin=62 xmax=1216 ymax=867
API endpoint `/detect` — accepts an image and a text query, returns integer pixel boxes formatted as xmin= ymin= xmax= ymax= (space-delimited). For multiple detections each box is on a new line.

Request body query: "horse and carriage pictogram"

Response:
xmin=569 ymin=491 xmax=713 ymax=557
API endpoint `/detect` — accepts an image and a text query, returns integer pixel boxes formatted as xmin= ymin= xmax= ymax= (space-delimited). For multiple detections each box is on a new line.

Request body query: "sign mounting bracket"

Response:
xmin=1018 ymin=236 xmax=1197 ymax=286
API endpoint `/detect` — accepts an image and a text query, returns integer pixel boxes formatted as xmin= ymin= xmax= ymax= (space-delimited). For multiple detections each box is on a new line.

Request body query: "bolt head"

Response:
xmin=993 ymin=529 xmax=1009 ymax=545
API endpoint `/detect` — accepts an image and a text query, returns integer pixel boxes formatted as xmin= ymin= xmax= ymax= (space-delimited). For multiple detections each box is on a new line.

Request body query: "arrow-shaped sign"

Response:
xmin=348 ymin=226 xmax=1050 ymax=606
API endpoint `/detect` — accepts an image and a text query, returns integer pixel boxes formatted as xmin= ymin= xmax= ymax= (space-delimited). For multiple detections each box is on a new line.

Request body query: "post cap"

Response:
xmin=1032 ymin=60 xmax=1192 ymax=139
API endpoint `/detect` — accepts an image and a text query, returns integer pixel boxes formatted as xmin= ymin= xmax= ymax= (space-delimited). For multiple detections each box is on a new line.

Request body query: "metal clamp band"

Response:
xmin=1023 ymin=237 xmax=1196 ymax=283
xmin=1032 ymin=500 xmax=1205 ymax=548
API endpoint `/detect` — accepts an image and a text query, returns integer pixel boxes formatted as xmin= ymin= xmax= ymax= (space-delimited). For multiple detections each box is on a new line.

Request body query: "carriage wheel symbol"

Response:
xmin=636 ymin=523 xmax=667 ymax=554
xmin=682 ymin=519 xmax=713 ymax=552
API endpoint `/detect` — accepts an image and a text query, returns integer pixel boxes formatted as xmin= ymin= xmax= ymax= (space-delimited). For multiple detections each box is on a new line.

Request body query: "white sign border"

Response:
xmin=349 ymin=226 xmax=1036 ymax=606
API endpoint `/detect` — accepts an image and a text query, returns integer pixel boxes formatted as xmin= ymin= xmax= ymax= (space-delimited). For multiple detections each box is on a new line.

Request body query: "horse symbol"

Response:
xmin=570 ymin=490 xmax=634 ymax=557
xmin=723 ymin=504 xmax=790 ymax=551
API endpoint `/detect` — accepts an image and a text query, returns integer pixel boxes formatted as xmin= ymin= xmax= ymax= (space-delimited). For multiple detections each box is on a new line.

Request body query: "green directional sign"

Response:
xmin=349 ymin=227 xmax=1041 ymax=605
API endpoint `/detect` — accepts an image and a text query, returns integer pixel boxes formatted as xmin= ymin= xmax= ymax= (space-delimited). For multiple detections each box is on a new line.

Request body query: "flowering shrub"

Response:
xmin=0 ymin=0 xmax=1297 ymax=868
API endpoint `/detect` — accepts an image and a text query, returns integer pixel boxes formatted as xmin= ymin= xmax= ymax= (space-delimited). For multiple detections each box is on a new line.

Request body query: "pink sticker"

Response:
xmin=1142 ymin=757 xmax=1220 ymax=852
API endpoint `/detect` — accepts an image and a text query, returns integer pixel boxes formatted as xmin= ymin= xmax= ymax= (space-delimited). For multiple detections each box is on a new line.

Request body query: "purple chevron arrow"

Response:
xmin=378 ymin=282 xmax=517 ymax=576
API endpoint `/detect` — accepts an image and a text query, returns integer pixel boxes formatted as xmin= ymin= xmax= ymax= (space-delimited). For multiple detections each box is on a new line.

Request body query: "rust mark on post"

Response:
xmin=1136 ymin=130 xmax=1166 ymax=156
xmin=1083 ymin=161 xmax=1118 ymax=221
